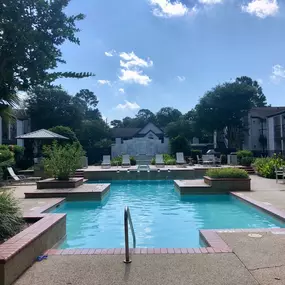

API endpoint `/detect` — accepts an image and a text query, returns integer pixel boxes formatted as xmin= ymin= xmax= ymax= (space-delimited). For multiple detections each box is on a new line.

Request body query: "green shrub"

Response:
xmin=240 ymin=157 xmax=254 ymax=166
xmin=151 ymin=158 xmax=155 ymax=165
xmin=206 ymin=168 xmax=249 ymax=179
xmin=253 ymin=155 xmax=284 ymax=179
xmin=111 ymin=156 xmax=122 ymax=166
xmin=130 ymin=156 xmax=136 ymax=165
xmin=170 ymin=135 xmax=190 ymax=155
xmin=220 ymin=154 xmax=227 ymax=164
xmin=0 ymin=191 xmax=24 ymax=242
xmin=165 ymin=158 xmax=176 ymax=165
xmin=237 ymin=150 xmax=253 ymax=159
xmin=190 ymin=149 xmax=202 ymax=162
xmin=0 ymin=149 xmax=14 ymax=163
xmin=9 ymin=145 xmax=25 ymax=168
xmin=43 ymin=141 xmax=84 ymax=180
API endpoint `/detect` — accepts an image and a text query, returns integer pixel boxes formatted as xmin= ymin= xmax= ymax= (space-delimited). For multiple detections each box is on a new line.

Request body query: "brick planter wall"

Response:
xmin=0 ymin=214 xmax=66 ymax=285
xmin=37 ymin=177 xmax=84 ymax=189
xmin=204 ymin=176 xmax=251 ymax=191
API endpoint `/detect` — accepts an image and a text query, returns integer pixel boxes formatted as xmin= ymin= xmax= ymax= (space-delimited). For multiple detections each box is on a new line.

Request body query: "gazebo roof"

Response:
xmin=16 ymin=129 xmax=68 ymax=140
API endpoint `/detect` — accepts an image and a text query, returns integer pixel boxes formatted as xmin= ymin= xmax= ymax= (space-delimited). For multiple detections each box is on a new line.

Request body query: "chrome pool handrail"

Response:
xmin=124 ymin=206 xmax=136 ymax=263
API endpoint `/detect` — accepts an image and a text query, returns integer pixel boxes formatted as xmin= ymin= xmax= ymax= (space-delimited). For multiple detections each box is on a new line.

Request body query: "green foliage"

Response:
xmin=0 ymin=191 xmax=24 ymax=242
xmin=190 ymin=150 xmax=202 ymax=162
xmin=0 ymin=149 xmax=14 ymax=164
xmin=0 ymin=0 xmax=93 ymax=115
xmin=111 ymin=156 xmax=122 ymax=166
xmin=151 ymin=154 xmax=175 ymax=165
xmin=43 ymin=141 xmax=84 ymax=180
xmin=194 ymin=77 xmax=267 ymax=148
xmin=8 ymin=145 xmax=24 ymax=168
xmin=165 ymin=119 xmax=193 ymax=139
xmin=130 ymin=156 xmax=136 ymax=166
xmin=110 ymin=156 xmax=136 ymax=166
xmin=49 ymin=126 xmax=79 ymax=143
xmin=237 ymin=150 xmax=253 ymax=159
xmin=253 ymin=156 xmax=285 ymax=179
xmin=220 ymin=154 xmax=227 ymax=165
xmin=165 ymin=158 xmax=176 ymax=165
xmin=206 ymin=168 xmax=249 ymax=179
xmin=156 ymin=107 xmax=182 ymax=128
xmin=240 ymin=157 xmax=254 ymax=166
xmin=26 ymin=87 xmax=84 ymax=130
xmin=170 ymin=135 xmax=190 ymax=155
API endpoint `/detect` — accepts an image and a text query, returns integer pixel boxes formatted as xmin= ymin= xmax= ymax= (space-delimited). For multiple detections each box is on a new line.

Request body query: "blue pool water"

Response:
xmin=53 ymin=180 xmax=285 ymax=248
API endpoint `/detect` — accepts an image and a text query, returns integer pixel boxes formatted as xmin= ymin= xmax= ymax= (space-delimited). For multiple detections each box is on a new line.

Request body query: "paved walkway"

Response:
xmin=14 ymin=254 xmax=257 ymax=285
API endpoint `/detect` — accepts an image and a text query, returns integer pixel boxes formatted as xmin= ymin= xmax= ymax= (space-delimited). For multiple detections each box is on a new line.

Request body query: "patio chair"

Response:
xmin=155 ymin=154 xmax=165 ymax=167
xmin=275 ymin=165 xmax=284 ymax=183
xmin=214 ymin=156 xmax=222 ymax=166
xmin=7 ymin=167 xmax=40 ymax=183
xmin=176 ymin=152 xmax=186 ymax=165
xmin=101 ymin=155 xmax=111 ymax=169
xmin=122 ymin=155 xmax=131 ymax=168
xmin=202 ymin=155 xmax=214 ymax=166
xmin=196 ymin=155 xmax=203 ymax=165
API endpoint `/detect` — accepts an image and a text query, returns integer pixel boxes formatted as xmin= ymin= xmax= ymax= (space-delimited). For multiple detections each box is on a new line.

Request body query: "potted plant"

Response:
xmin=37 ymin=141 xmax=84 ymax=189
xmin=204 ymin=168 xmax=251 ymax=191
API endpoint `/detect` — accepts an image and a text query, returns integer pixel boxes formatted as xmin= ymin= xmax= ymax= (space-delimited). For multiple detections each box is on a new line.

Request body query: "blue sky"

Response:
xmin=56 ymin=0 xmax=285 ymax=122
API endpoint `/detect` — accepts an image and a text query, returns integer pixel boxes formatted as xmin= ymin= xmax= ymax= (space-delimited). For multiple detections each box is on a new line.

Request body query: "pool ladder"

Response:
xmin=124 ymin=206 xmax=136 ymax=263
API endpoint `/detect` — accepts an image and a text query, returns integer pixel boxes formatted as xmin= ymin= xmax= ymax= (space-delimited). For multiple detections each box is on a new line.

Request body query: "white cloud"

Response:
xmin=116 ymin=100 xmax=140 ymax=110
xmin=177 ymin=75 xmax=186 ymax=82
xmin=199 ymin=0 xmax=223 ymax=4
xmin=149 ymin=0 xmax=189 ymax=17
xmin=97 ymin=80 xmax=111 ymax=86
xmin=241 ymin=0 xmax=279 ymax=18
xmin=119 ymin=88 xmax=125 ymax=94
xmin=119 ymin=52 xmax=153 ymax=69
xmin=270 ymin=64 xmax=285 ymax=83
xmin=105 ymin=50 xmax=116 ymax=57
xmin=119 ymin=69 xmax=151 ymax=85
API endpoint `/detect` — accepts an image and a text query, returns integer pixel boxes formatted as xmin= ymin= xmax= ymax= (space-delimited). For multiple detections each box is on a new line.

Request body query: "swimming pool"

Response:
xmin=53 ymin=180 xmax=285 ymax=248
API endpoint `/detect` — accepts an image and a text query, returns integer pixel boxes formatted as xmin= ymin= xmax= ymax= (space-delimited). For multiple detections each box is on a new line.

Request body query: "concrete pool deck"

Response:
xmin=5 ymin=175 xmax=285 ymax=284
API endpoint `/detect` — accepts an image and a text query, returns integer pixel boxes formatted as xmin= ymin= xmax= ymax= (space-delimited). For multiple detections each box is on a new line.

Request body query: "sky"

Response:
xmin=55 ymin=0 xmax=285 ymax=122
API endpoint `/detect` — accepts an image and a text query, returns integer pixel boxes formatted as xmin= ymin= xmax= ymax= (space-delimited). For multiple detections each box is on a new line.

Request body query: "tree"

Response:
xmin=77 ymin=120 xmax=110 ymax=150
xmin=72 ymin=89 xmax=101 ymax=120
xmin=26 ymin=87 xmax=83 ymax=130
xmin=195 ymin=79 xmax=266 ymax=148
xmin=0 ymin=0 xmax=94 ymax=115
xmin=110 ymin=120 xmax=123 ymax=128
xmin=136 ymin=109 xmax=156 ymax=127
xmin=165 ymin=120 xmax=194 ymax=140
xmin=156 ymin=107 xmax=182 ymax=128
xmin=49 ymin=126 xmax=79 ymax=143
xmin=170 ymin=135 xmax=190 ymax=155
xmin=235 ymin=76 xmax=267 ymax=107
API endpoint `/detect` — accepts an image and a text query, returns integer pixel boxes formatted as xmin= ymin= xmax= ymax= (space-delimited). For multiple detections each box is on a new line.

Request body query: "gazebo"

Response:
xmin=16 ymin=129 xmax=68 ymax=162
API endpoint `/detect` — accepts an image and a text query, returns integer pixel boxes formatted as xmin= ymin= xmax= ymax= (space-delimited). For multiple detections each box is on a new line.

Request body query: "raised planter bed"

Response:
xmin=204 ymin=176 xmax=251 ymax=191
xmin=37 ymin=177 xmax=84 ymax=189
xmin=0 ymin=213 xmax=66 ymax=285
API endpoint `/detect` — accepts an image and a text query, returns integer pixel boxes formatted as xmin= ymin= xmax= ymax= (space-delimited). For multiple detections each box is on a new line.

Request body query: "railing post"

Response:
xmin=124 ymin=207 xmax=131 ymax=263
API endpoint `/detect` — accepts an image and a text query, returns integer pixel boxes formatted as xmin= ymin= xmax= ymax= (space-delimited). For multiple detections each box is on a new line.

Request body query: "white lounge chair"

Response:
xmin=176 ymin=152 xmax=186 ymax=165
xmin=101 ymin=155 xmax=111 ymax=168
xmin=202 ymin=155 xmax=214 ymax=165
xmin=196 ymin=155 xmax=203 ymax=165
xmin=275 ymin=165 xmax=283 ymax=183
xmin=155 ymin=154 xmax=165 ymax=167
xmin=7 ymin=167 xmax=40 ymax=183
xmin=122 ymin=155 xmax=130 ymax=167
